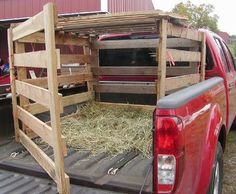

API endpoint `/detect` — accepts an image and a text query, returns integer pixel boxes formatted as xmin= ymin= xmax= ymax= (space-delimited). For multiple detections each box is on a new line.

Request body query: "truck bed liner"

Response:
xmin=0 ymin=138 xmax=152 ymax=194
xmin=0 ymin=169 xmax=121 ymax=194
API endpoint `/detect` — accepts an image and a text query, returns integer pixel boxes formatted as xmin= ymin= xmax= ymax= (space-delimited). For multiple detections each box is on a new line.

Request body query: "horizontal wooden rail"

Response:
xmin=12 ymin=11 xmax=44 ymax=41
xmin=60 ymin=54 xmax=94 ymax=64
xmin=62 ymin=91 xmax=94 ymax=107
xmin=24 ymin=91 xmax=94 ymax=115
xmin=98 ymin=102 xmax=156 ymax=111
xmin=14 ymin=50 xmax=61 ymax=69
xmin=165 ymin=73 xmax=200 ymax=91
xmin=93 ymin=38 xmax=200 ymax=49
xmin=94 ymin=82 xmax=156 ymax=94
xmin=17 ymin=106 xmax=53 ymax=145
xmin=15 ymin=80 xmax=63 ymax=112
xmin=18 ymin=130 xmax=56 ymax=180
xmin=167 ymin=49 xmax=201 ymax=62
xmin=92 ymin=66 xmax=198 ymax=76
xmin=18 ymin=32 xmax=90 ymax=46
xmin=23 ymin=73 xmax=93 ymax=88
xmin=167 ymin=23 xmax=202 ymax=42
xmin=17 ymin=106 xmax=67 ymax=156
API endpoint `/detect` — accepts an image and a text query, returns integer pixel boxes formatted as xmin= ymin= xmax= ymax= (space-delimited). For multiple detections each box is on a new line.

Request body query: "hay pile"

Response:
xmin=60 ymin=102 xmax=153 ymax=157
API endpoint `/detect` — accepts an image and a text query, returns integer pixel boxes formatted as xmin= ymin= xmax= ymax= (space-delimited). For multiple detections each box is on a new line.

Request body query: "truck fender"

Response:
xmin=196 ymin=103 xmax=224 ymax=194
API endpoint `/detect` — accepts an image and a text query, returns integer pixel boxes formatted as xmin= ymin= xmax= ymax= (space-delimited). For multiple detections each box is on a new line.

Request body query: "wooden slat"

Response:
xmin=93 ymin=38 xmax=200 ymax=49
xmin=167 ymin=49 xmax=201 ymax=62
xmin=18 ymin=32 xmax=90 ymax=46
xmin=43 ymin=3 xmax=70 ymax=193
xmin=157 ymin=19 xmax=167 ymax=99
xmin=98 ymin=102 xmax=155 ymax=111
xmin=60 ymin=54 xmax=94 ymax=64
xmin=17 ymin=106 xmax=53 ymax=145
xmin=17 ymin=105 xmax=67 ymax=156
xmin=15 ymin=80 xmax=63 ymax=112
xmin=24 ymin=91 xmax=93 ymax=115
xmin=165 ymin=74 xmax=200 ymax=91
xmin=12 ymin=11 xmax=44 ymax=41
xmin=23 ymin=73 xmax=93 ymax=88
xmin=8 ymin=27 xmax=20 ymax=141
xmin=14 ymin=49 xmax=61 ymax=69
xmin=15 ymin=41 xmax=30 ymax=134
xmin=200 ymin=32 xmax=206 ymax=81
xmin=94 ymin=83 xmax=156 ymax=94
xmin=92 ymin=66 xmax=198 ymax=76
xmin=18 ymin=130 xmax=56 ymax=180
xmin=62 ymin=91 xmax=94 ymax=107
xmin=167 ymin=23 xmax=202 ymax=42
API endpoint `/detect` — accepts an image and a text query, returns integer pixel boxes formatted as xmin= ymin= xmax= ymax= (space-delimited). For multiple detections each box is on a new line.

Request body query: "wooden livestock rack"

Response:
xmin=8 ymin=2 xmax=206 ymax=193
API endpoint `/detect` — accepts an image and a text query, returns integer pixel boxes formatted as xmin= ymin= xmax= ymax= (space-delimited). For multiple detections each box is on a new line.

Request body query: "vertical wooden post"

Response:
xmin=83 ymin=45 xmax=93 ymax=92
xmin=43 ymin=3 xmax=70 ymax=194
xmin=200 ymin=32 xmax=206 ymax=81
xmin=15 ymin=42 xmax=30 ymax=134
xmin=91 ymin=38 xmax=100 ymax=101
xmin=8 ymin=27 xmax=20 ymax=142
xmin=157 ymin=19 xmax=167 ymax=100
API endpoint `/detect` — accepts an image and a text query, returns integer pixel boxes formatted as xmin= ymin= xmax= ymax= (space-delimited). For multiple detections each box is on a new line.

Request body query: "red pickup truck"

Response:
xmin=99 ymin=30 xmax=236 ymax=194
xmin=0 ymin=30 xmax=235 ymax=194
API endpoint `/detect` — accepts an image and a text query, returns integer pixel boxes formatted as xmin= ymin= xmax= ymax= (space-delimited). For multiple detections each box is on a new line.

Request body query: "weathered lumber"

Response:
xmin=60 ymin=54 xmax=94 ymax=64
xmin=15 ymin=80 xmax=63 ymax=113
xmin=94 ymin=82 xmax=156 ymax=94
xmin=200 ymin=32 xmax=206 ymax=81
xmin=165 ymin=73 xmax=200 ymax=91
xmin=43 ymin=3 xmax=70 ymax=193
xmin=93 ymin=38 xmax=200 ymax=49
xmin=25 ymin=91 xmax=94 ymax=115
xmin=23 ymin=73 xmax=93 ymax=88
xmin=18 ymin=32 xmax=90 ymax=46
xmin=92 ymin=66 xmax=198 ymax=76
xmin=157 ymin=19 xmax=167 ymax=99
xmin=14 ymin=50 xmax=60 ymax=69
xmin=12 ymin=11 xmax=44 ymax=41
xmin=18 ymin=130 xmax=56 ymax=180
xmin=167 ymin=49 xmax=201 ymax=62
xmin=167 ymin=23 xmax=202 ymax=42
xmin=8 ymin=27 xmax=20 ymax=141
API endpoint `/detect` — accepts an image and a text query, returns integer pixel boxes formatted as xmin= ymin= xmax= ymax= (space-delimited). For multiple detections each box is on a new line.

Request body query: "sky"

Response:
xmin=152 ymin=0 xmax=235 ymax=35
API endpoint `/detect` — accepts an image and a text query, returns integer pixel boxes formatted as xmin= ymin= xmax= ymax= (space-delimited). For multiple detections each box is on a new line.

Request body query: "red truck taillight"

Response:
xmin=153 ymin=116 xmax=184 ymax=193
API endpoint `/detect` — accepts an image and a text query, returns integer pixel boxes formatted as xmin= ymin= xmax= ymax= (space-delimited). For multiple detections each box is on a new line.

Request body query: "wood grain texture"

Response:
xmin=18 ymin=32 xmax=89 ymax=46
xmin=18 ymin=130 xmax=56 ymax=180
xmin=8 ymin=27 xmax=20 ymax=142
xmin=157 ymin=19 xmax=167 ymax=99
xmin=165 ymin=73 xmax=200 ymax=91
xmin=15 ymin=80 xmax=63 ymax=112
xmin=14 ymin=50 xmax=61 ymax=69
xmin=12 ymin=11 xmax=44 ymax=41
xmin=43 ymin=3 xmax=70 ymax=193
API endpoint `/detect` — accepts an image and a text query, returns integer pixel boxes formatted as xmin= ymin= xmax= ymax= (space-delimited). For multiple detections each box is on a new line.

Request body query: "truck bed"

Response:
xmin=0 ymin=138 xmax=152 ymax=194
xmin=0 ymin=169 xmax=121 ymax=194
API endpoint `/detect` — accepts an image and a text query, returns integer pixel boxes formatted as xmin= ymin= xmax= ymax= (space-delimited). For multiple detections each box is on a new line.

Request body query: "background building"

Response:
xmin=0 ymin=0 xmax=154 ymax=61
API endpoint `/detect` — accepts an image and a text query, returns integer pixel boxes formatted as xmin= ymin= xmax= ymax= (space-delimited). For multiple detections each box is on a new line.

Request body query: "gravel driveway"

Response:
xmin=223 ymin=130 xmax=236 ymax=194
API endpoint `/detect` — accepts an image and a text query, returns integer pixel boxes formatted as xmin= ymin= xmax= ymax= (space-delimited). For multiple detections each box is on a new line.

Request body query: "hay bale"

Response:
xmin=61 ymin=102 xmax=153 ymax=157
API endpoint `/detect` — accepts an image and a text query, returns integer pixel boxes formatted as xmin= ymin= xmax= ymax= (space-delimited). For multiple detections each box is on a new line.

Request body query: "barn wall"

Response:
xmin=108 ymin=0 xmax=154 ymax=12
xmin=0 ymin=0 xmax=101 ymax=19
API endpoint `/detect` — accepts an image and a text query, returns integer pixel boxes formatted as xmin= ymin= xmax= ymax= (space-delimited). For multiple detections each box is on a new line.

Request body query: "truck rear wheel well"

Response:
xmin=218 ymin=125 xmax=226 ymax=152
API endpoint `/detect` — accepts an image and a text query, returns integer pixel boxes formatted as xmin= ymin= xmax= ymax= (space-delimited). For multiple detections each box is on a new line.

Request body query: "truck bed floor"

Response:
xmin=0 ymin=169 xmax=122 ymax=194
xmin=0 ymin=138 xmax=152 ymax=194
